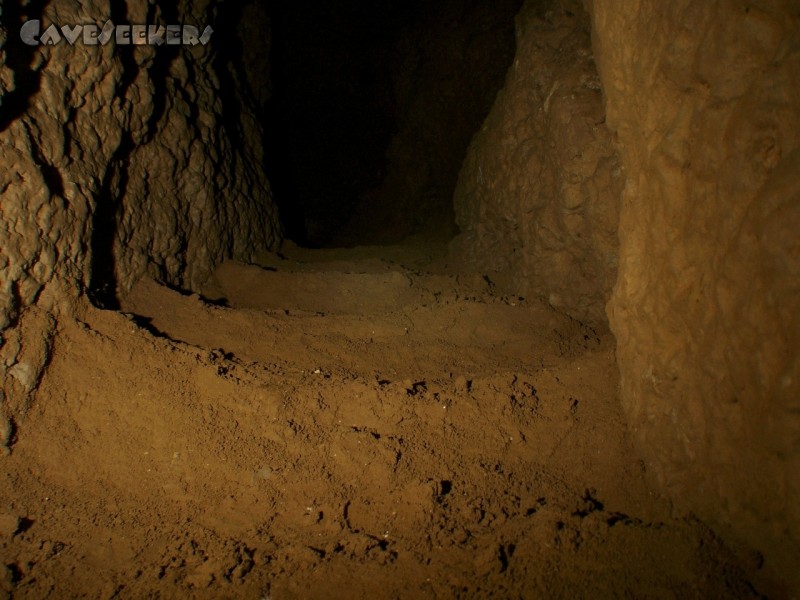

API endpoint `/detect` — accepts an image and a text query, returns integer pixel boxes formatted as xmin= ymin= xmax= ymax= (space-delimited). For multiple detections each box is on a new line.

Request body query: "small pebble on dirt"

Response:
xmin=1 ymin=418 xmax=12 ymax=448
xmin=0 ymin=514 xmax=20 ymax=538
xmin=1 ymin=564 xmax=13 ymax=594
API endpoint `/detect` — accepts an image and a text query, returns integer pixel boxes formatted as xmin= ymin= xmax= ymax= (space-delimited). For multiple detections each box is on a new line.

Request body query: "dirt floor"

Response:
xmin=0 ymin=243 xmax=762 ymax=598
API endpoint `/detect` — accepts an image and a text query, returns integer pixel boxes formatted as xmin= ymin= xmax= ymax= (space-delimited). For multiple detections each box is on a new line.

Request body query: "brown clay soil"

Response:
xmin=1 ymin=244 xmax=760 ymax=598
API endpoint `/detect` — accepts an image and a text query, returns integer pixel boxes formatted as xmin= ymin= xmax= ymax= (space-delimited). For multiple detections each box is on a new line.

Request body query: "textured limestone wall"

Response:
xmin=588 ymin=0 xmax=800 ymax=591
xmin=109 ymin=1 xmax=279 ymax=298
xmin=451 ymin=0 xmax=622 ymax=326
xmin=0 ymin=0 xmax=279 ymax=431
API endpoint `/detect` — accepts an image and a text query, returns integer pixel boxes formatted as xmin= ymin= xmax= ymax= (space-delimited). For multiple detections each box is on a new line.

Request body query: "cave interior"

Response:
xmin=0 ymin=0 xmax=798 ymax=596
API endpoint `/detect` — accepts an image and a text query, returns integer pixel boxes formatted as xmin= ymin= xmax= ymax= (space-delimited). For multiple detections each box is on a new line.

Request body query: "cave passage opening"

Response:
xmin=256 ymin=0 xmax=522 ymax=249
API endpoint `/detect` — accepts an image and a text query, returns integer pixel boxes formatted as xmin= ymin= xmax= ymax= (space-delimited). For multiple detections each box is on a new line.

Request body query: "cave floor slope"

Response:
xmin=0 ymin=246 xmax=758 ymax=598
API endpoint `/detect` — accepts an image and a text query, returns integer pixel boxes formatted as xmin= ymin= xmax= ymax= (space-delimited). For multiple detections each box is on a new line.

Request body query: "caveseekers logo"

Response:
xmin=20 ymin=20 xmax=213 ymax=47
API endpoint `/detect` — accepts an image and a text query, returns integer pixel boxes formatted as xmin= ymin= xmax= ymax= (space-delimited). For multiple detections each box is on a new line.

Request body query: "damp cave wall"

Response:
xmin=455 ymin=0 xmax=800 ymax=591
xmin=589 ymin=0 xmax=800 ymax=590
xmin=0 ymin=0 xmax=280 ymax=409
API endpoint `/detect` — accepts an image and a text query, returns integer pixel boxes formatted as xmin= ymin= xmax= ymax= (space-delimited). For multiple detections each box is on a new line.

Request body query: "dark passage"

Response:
xmin=259 ymin=0 xmax=522 ymax=248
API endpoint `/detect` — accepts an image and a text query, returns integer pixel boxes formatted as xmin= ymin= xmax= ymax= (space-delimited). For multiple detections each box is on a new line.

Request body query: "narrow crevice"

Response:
xmin=85 ymin=0 xmax=140 ymax=309
xmin=21 ymin=119 xmax=66 ymax=203
xmin=87 ymin=131 xmax=135 ymax=309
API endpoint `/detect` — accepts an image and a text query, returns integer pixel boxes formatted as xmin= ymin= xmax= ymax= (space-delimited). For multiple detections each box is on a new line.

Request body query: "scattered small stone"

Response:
xmin=1 ymin=564 xmax=13 ymax=596
xmin=8 ymin=363 xmax=34 ymax=390
xmin=404 ymin=380 xmax=427 ymax=396
xmin=454 ymin=375 xmax=468 ymax=393
xmin=0 ymin=418 xmax=12 ymax=456
xmin=0 ymin=514 xmax=20 ymax=538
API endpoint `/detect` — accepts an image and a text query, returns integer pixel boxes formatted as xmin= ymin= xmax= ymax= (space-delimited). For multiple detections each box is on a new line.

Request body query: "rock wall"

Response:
xmin=0 ymin=0 xmax=279 ymax=425
xmin=588 ymin=0 xmax=800 ymax=592
xmin=110 ymin=0 xmax=279 ymax=300
xmin=451 ymin=0 xmax=622 ymax=326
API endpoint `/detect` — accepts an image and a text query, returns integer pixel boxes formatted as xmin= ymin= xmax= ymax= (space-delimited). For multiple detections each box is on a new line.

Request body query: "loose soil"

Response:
xmin=0 ymin=244 xmax=759 ymax=598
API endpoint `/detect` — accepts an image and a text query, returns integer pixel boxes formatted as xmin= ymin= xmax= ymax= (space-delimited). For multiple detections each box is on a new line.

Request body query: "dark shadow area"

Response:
xmin=16 ymin=517 xmax=34 ymax=535
xmin=158 ymin=280 xmax=231 ymax=308
xmin=126 ymin=314 xmax=174 ymax=340
xmin=262 ymin=10 xmax=310 ymax=246
xmin=264 ymin=1 xmax=398 ymax=248
xmin=259 ymin=0 xmax=522 ymax=248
